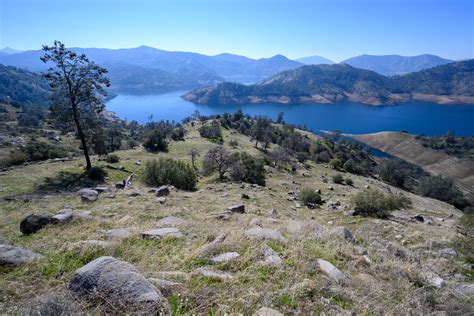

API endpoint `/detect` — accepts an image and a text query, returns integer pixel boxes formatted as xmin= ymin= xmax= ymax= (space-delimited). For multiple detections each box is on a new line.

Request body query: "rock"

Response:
xmin=331 ymin=227 xmax=354 ymax=242
xmin=286 ymin=220 xmax=305 ymax=234
xmin=74 ymin=240 xmax=113 ymax=249
xmin=317 ymin=259 xmax=345 ymax=282
xmin=439 ymin=248 xmax=457 ymax=259
xmin=260 ymin=247 xmax=283 ymax=268
xmin=51 ymin=210 xmax=74 ymax=224
xmin=103 ymin=228 xmax=135 ymax=240
xmin=269 ymin=209 xmax=278 ymax=217
xmin=115 ymin=181 xmax=126 ymax=190
xmin=245 ymin=227 xmax=285 ymax=241
xmin=135 ymin=161 xmax=141 ymax=165
xmin=118 ymin=215 xmax=132 ymax=223
xmin=0 ymin=244 xmax=42 ymax=266
xmin=142 ymin=227 xmax=183 ymax=239
xmin=423 ymin=273 xmax=444 ymax=288
xmin=255 ymin=307 xmax=283 ymax=316
xmin=227 ymin=204 xmax=245 ymax=214
xmin=94 ymin=186 xmax=110 ymax=193
xmin=241 ymin=193 xmax=250 ymax=199
xmin=154 ymin=186 xmax=171 ymax=197
xmin=68 ymin=256 xmax=170 ymax=314
xmin=354 ymin=246 xmax=368 ymax=255
xmin=344 ymin=209 xmax=357 ymax=216
xmin=412 ymin=214 xmax=425 ymax=222
xmin=456 ymin=283 xmax=474 ymax=296
xmin=295 ymin=202 xmax=302 ymax=208
xmin=155 ymin=271 xmax=190 ymax=282
xmin=77 ymin=188 xmax=98 ymax=202
xmin=128 ymin=188 xmax=142 ymax=197
xmin=195 ymin=267 xmax=233 ymax=280
xmin=157 ymin=216 xmax=185 ymax=227
xmin=147 ymin=278 xmax=183 ymax=297
xmin=211 ymin=252 xmax=240 ymax=263
xmin=195 ymin=233 xmax=227 ymax=257
xmin=20 ymin=214 xmax=52 ymax=235
xmin=156 ymin=197 xmax=166 ymax=204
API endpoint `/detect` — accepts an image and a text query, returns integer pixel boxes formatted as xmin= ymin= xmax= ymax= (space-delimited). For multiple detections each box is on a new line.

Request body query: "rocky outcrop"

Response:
xmin=0 ymin=244 xmax=42 ymax=266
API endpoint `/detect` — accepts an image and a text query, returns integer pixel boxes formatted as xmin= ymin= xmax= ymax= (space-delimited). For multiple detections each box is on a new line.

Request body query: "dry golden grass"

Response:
xmin=0 ymin=124 xmax=471 ymax=314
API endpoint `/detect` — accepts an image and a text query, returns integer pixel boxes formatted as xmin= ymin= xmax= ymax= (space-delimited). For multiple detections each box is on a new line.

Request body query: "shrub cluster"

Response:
xmin=105 ymin=153 xmax=120 ymax=163
xmin=142 ymin=158 xmax=197 ymax=190
xmin=351 ymin=189 xmax=411 ymax=218
xmin=298 ymin=188 xmax=323 ymax=206
xmin=143 ymin=129 xmax=168 ymax=152
xmin=199 ymin=120 xmax=223 ymax=142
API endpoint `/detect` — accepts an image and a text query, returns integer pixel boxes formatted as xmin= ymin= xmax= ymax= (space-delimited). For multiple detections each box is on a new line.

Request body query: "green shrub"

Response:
xmin=142 ymin=158 xmax=197 ymax=190
xmin=143 ymin=129 xmax=168 ymax=152
xmin=199 ymin=120 xmax=222 ymax=142
xmin=105 ymin=153 xmax=120 ymax=163
xmin=230 ymin=152 xmax=266 ymax=186
xmin=298 ymin=188 xmax=322 ymax=206
xmin=229 ymin=139 xmax=239 ymax=148
xmin=416 ymin=175 xmax=462 ymax=204
xmin=2 ymin=150 xmax=28 ymax=167
xmin=329 ymin=158 xmax=343 ymax=170
xmin=345 ymin=177 xmax=354 ymax=186
xmin=351 ymin=189 xmax=410 ymax=218
xmin=171 ymin=126 xmax=185 ymax=141
xmin=332 ymin=174 xmax=344 ymax=184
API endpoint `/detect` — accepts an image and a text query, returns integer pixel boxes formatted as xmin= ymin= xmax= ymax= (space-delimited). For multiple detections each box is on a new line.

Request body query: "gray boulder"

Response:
xmin=156 ymin=197 xmax=166 ymax=204
xmin=228 ymin=204 xmax=245 ymax=214
xmin=245 ymin=227 xmax=285 ymax=241
xmin=211 ymin=252 xmax=240 ymax=263
xmin=260 ymin=247 xmax=284 ymax=268
xmin=157 ymin=216 xmax=185 ymax=227
xmin=0 ymin=244 xmax=41 ymax=266
xmin=195 ymin=267 xmax=233 ymax=280
xmin=51 ymin=210 xmax=74 ymax=224
xmin=20 ymin=214 xmax=52 ymax=235
xmin=103 ymin=228 xmax=135 ymax=240
xmin=317 ymin=259 xmax=345 ymax=282
xmin=331 ymin=227 xmax=354 ymax=242
xmin=154 ymin=186 xmax=171 ymax=197
xmin=68 ymin=256 xmax=170 ymax=314
xmin=142 ymin=227 xmax=183 ymax=239
xmin=439 ymin=248 xmax=457 ymax=259
xmin=77 ymin=188 xmax=98 ymax=202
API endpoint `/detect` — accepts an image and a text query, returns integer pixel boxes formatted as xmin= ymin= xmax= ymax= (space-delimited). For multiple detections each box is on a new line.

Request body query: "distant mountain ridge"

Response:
xmin=296 ymin=55 xmax=334 ymax=65
xmin=182 ymin=60 xmax=474 ymax=106
xmin=0 ymin=46 xmax=304 ymax=93
xmin=341 ymin=54 xmax=454 ymax=76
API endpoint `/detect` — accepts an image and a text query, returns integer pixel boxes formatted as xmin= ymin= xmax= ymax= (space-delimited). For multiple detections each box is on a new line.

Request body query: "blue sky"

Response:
xmin=0 ymin=0 xmax=472 ymax=61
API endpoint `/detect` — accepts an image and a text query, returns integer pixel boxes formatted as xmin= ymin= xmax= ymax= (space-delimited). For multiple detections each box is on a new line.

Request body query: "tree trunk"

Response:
xmin=72 ymin=105 xmax=92 ymax=170
xmin=255 ymin=139 xmax=259 ymax=148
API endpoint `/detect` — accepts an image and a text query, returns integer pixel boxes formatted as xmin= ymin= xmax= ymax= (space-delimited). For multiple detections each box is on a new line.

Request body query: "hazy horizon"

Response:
xmin=1 ymin=0 xmax=472 ymax=62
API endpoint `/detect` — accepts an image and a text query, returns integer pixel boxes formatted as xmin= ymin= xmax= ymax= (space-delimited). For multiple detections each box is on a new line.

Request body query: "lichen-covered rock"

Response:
xmin=317 ymin=259 xmax=345 ymax=282
xmin=211 ymin=252 xmax=240 ymax=263
xmin=142 ymin=227 xmax=183 ymax=239
xmin=68 ymin=256 xmax=170 ymax=314
xmin=245 ymin=227 xmax=285 ymax=241
xmin=77 ymin=188 xmax=98 ymax=202
xmin=0 ymin=244 xmax=42 ymax=266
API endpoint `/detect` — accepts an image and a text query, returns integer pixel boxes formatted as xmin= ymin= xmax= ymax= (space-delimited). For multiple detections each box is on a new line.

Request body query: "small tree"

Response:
xmin=250 ymin=116 xmax=271 ymax=148
xmin=143 ymin=129 xmax=168 ymax=152
xmin=188 ymin=148 xmax=200 ymax=170
xmin=41 ymin=41 xmax=110 ymax=170
xmin=202 ymin=145 xmax=234 ymax=181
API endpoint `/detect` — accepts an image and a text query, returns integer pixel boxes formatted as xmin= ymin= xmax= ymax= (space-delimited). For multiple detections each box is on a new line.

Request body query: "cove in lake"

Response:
xmin=106 ymin=90 xmax=474 ymax=136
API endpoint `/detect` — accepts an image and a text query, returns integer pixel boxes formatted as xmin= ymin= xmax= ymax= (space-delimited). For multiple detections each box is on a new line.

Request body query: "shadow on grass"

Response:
xmin=36 ymin=169 xmax=105 ymax=192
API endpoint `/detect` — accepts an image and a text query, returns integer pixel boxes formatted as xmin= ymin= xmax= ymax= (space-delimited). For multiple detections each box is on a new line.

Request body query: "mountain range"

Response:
xmin=0 ymin=46 xmax=462 ymax=94
xmin=0 ymin=46 xmax=303 ymax=93
xmin=182 ymin=60 xmax=474 ymax=106
xmin=340 ymin=54 xmax=454 ymax=76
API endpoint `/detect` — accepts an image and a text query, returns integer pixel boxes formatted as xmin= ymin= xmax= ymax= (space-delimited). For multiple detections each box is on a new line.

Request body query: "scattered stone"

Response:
xmin=72 ymin=240 xmax=113 ymax=249
xmin=94 ymin=186 xmax=110 ymax=193
xmin=364 ymin=185 xmax=370 ymax=189
xmin=156 ymin=197 xmax=166 ymax=204
xmin=20 ymin=214 xmax=52 ymax=235
xmin=412 ymin=214 xmax=425 ymax=222
xmin=269 ymin=208 xmax=278 ymax=217
xmin=147 ymin=278 xmax=183 ymax=297
xmin=249 ymin=218 xmax=261 ymax=227
xmin=135 ymin=161 xmax=141 ymax=165
xmin=354 ymin=246 xmax=368 ymax=255
xmin=344 ymin=209 xmax=357 ymax=216
xmin=227 ymin=204 xmax=245 ymax=214
xmin=72 ymin=211 xmax=92 ymax=220
xmin=115 ymin=181 xmax=125 ymax=190
xmin=128 ymin=188 xmax=142 ymax=197
xmin=142 ymin=227 xmax=183 ymax=239
xmin=77 ymin=188 xmax=98 ymax=202
xmin=423 ymin=272 xmax=444 ymax=288
xmin=286 ymin=220 xmax=305 ymax=234
xmin=260 ymin=247 xmax=283 ymax=268
xmin=154 ymin=186 xmax=171 ymax=197
xmin=0 ymin=244 xmax=42 ymax=266
xmin=317 ymin=259 xmax=345 ymax=282
xmin=103 ymin=228 xmax=135 ymax=240
xmin=51 ymin=210 xmax=74 ymax=224
xmin=295 ymin=202 xmax=302 ymax=208
xmin=157 ymin=216 xmax=185 ymax=227
xmin=211 ymin=252 xmax=240 ymax=263
xmin=195 ymin=267 xmax=233 ymax=280
xmin=245 ymin=227 xmax=285 ymax=241
xmin=241 ymin=193 xmax=250 ymax=199
xmin=456 ymin=283 xmax=474 ymax=296
xmin=68 ymin=256 xmax=170 ymax=314
xmin=155 ymin=271 xmax=190 ymax=282
xmin=331 ymin=227 xmax=354 ymax=242
xmin=255 ymin=307 xmax=283 ymax=316
xmin=439 ymin=248 xmax=457 ymax=259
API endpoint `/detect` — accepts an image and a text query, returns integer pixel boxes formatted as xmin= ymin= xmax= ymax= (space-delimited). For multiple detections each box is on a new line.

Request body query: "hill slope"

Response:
xmin=341 ymin=54 xmax=454 ymax=76
xmin=350 ymin=132 xmax=474 ymax=193
xmin=296 ymin=55 xmax=334 ymax=65
xmin=182 ymin=60 xmax=474 ymax=106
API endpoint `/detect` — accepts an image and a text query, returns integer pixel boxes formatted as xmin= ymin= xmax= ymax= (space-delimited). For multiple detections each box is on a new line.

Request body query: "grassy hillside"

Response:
xmin=1 ymin=122 xmax=472 ymax=314
xmin=350 ymin=132 xmax=474 ymax=193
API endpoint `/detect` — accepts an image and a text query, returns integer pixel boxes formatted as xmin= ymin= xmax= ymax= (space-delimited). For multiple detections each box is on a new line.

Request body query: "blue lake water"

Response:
xmin=106 ymin=90 xmax=474 ymax=136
